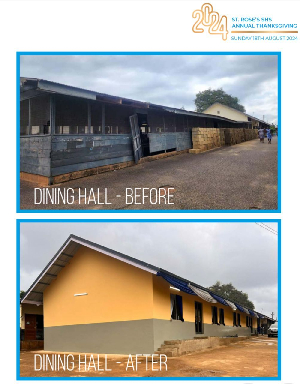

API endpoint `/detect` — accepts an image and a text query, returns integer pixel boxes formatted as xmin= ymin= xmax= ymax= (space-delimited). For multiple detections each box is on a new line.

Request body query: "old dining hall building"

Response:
xmin=19 ymin=78 xmax=270 ymax=186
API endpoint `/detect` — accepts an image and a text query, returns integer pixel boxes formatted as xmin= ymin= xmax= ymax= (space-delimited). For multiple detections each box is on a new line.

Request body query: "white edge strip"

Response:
xmin=22 ymin=237 xmax=158 ymax=303
xmin=225 ymin=299 xmax=237 ymax=311
xmin=22 ymin=300 xmax=42 ymax=305
xmin=188 ymin=283 xmax=217 ymax=303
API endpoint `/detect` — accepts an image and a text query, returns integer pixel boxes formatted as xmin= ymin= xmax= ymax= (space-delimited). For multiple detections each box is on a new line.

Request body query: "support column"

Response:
xmin=28 ymin=98 xmax=31 ymax=135
xmin=102 ymin=104 xmax=105 ymax=134
xmin=50 ymin=95 xmax=56 ymax=135
xmin=87 ymin=102 xmax=91 ymax=134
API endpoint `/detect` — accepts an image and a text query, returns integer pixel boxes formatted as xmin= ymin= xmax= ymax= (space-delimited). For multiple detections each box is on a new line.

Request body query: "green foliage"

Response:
xmin=195 ymin=88 xmax=246 ymax=113
xmin=20 ymin=290 xmax=26 ymax=300
xmin=209 ymin=281 xmax=255 ymax=310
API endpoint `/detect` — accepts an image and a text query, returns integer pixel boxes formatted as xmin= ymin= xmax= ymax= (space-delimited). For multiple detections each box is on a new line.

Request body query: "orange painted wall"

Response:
xmin=43 ymin=249 xmax=257 ymax=329
xmin=43 ymin=246 xmax=154 ymax=327
xmin=252 ymin=316 xmax=258 ymax=328
xmin=153 ymin=275 xmax=196 ymax=322
xmin=152 ymin=275 xmax=255 ymax=328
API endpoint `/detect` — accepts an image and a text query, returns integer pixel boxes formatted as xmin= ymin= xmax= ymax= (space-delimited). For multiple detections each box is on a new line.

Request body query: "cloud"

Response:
xmin=20 ymin=222 xmax=278 ymax=318
xmin=20 ymin=54 xmax=278 ymax=124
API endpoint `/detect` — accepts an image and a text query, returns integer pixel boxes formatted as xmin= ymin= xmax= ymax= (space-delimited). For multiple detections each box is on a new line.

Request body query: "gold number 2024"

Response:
xmin=192 ymin=3 xmax=228 ymax=41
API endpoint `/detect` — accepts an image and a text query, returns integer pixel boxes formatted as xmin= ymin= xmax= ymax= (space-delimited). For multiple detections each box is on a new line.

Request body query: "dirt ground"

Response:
xmin=20 ymin=336 xmax=278 ymax=378
xmin=20 ymin=137 xmax=278 ymax=211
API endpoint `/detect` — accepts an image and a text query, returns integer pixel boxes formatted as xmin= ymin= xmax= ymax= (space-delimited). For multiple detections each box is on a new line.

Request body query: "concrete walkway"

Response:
xmin=20 ymin=137 xmax=278 ymax=211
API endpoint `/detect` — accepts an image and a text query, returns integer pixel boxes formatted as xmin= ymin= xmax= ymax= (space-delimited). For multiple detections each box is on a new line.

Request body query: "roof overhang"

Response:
xmin=21 ymin=235 xmax=159 ymax=305
xmin=20 ymin=78 xmax=251 ymax=124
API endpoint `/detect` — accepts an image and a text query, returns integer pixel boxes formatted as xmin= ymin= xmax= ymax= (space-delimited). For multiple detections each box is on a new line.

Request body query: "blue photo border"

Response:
xmin=16 ymin=52 xmax=281 ymax=213
xmin=16 ymin=218 xmax=281 ymax=380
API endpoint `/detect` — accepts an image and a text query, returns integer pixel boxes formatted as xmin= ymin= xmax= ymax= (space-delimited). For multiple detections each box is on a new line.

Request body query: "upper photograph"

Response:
xmin=17 ymin=53 xmax=280 ymax=212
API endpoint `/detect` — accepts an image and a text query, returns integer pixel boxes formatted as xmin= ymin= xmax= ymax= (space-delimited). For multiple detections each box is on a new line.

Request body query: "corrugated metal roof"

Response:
xmin=20 ymin=77 xmax=250 ymax=125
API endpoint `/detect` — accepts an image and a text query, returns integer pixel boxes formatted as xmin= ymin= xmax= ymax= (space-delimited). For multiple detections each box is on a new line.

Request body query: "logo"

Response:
xmin=192 ymin=3 xmax=228 ymax=40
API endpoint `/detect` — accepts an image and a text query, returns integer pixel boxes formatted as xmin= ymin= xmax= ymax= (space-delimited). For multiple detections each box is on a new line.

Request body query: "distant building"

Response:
xmin=203 ymin=102 xmax=270 ymax=130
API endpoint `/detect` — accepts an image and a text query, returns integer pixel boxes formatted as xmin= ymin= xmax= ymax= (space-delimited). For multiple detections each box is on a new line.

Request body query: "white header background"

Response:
xmin=0 ymin=0 xmax=299 ymax=383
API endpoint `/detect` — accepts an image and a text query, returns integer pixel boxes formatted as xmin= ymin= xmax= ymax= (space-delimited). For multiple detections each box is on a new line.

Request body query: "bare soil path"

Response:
xmin=20 ymin=336 xmax=278 ymax=378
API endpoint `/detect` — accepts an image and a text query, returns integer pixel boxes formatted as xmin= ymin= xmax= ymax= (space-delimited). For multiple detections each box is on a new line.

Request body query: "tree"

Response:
xmin=195 ymin=88 xmax=246 ymax=113
xmin=20 ymin=290 xmax=26 ymax=300
xmin=270 ymin=124 xmax=277 ymax=134
xmin=208 ymin=281 xmax=255 ymax=310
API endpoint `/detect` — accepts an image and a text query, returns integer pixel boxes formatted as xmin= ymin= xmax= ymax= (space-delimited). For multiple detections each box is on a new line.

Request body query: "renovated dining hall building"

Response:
xmin=20 ymin=235 xmax=274 ymax=355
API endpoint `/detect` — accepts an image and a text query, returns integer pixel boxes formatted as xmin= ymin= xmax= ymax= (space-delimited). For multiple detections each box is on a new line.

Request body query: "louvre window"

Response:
xmin=246 ymin=316 xmax=253 ymax=328
xmin=212 ymin=306 xmax=219 ymax=324
xmin=237 ymin=313 xmax=241 ymax=327
xmin=170 ymin=294 xmax=184 ymax=321
xmin=233 ymin=312 xmax=237 ymax=327
xmin=219 ymin=308 xmax=225 ymax=325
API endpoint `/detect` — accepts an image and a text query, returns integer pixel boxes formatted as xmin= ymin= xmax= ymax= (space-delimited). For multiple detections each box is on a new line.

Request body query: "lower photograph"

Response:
xmin=17 ymin=220 xmax=280 ymax=380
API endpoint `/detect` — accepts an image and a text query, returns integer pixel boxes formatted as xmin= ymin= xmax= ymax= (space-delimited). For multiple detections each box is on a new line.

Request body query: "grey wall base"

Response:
xmin=153 ymin=320 xmax=250 ymax=351
xmin=153 ymin=319 xmax=195 ymax=352
xmin=44 ymin=319 xmax=155 ymax=355
xmin=202 ymin=323 xmax=251 ymax=338
xmin=45 ymin=319 xmax=251 ymax=355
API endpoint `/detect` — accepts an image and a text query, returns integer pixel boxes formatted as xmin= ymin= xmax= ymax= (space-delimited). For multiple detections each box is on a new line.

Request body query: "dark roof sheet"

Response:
xmin=20 ymin=77 xmax=250 ymax=125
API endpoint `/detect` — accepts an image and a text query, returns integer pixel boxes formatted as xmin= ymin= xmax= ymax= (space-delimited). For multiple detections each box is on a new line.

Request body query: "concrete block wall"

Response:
xmin=190 ymin=127 xmax=258 ymax=154
xmin=157 ymin=336 xmax=250 ymax=357
xmin=224 ymin=128 xmax=245 ymax=145
xmin=190 ymin=128 xmax=225 ymax=154
xmin=244 ymin=128 xmax=258 ymax=141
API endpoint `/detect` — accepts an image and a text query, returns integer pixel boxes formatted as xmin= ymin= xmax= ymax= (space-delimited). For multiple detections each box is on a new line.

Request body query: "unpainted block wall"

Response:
xmin=190 ymin=127 xmax=257 ymax=154
xmin=190 ymin=128 xmax=225 ymax=153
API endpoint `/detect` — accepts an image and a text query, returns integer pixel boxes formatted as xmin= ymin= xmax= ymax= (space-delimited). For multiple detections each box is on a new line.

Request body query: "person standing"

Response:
xmin=266 ymin=128 xmax=272 ymax=144
xmin=258 ymin=127 xmax=265 ymax=143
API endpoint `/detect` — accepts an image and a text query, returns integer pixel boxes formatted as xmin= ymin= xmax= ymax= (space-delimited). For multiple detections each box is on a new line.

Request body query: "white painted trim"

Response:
xmin=243 ymin=307 xmax=250 ymax=315
xmin=22 ymin=300 xmax=42 ymax=306
xmin=188 ymin=283 xmax=217 ymax=303
xmin=225 ymin=299 xmax=237 ymax=311
xmin=21 ymin=238 xmax=73 ymax=303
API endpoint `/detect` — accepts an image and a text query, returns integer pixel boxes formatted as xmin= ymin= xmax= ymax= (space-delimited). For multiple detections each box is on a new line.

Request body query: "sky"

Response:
xmin=20 ymin=222 xmax=278 ymax=319
xmin=20 ymin=55 xmax=278 ymax=124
